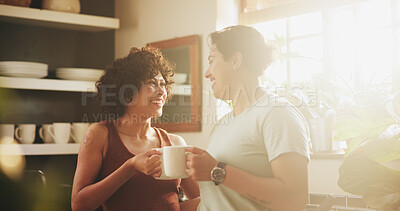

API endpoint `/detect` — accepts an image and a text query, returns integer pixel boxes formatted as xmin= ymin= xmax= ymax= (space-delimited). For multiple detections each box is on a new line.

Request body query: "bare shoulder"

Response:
xmin=80 ymin=122 xmax=108 ymax=150
xmin=168 ymin=133 xmax=187 ymax=146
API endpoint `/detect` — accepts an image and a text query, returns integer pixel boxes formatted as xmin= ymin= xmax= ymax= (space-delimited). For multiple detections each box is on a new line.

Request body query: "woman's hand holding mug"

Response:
xmin=129 ymin=149 xmax=163 ymax=177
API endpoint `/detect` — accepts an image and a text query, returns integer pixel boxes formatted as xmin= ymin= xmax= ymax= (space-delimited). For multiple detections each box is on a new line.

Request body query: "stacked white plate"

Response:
xmin=0 ymin=61 xmax=48 ymax=78
xmin=56 ymin=68 xmax=105 ymax=81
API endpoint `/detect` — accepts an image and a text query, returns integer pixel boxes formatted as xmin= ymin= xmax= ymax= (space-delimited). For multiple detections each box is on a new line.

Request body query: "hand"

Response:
xmin=186 ymin=147 xmax=218 ymax=181
xmin=129 ymin=149 xmax=162 ymax=177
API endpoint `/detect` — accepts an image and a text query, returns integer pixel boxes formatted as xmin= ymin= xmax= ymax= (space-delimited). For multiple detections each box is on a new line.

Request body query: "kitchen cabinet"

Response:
xmin=0 ymin=2 xmax=118 ymax=155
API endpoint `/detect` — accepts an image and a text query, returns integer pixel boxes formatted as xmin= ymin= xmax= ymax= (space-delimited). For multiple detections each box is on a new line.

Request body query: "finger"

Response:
xmin=152 ymin=160 xmax=161 ymax=167
xmin=186 ymin=159 xmax=192 ymax=169
xmin=148 ymin=166 xmax=162 ymax=176
xmin=186 ymin=169 xmax=197 ymax=181
xmin=186 ymin=152 xmax=194 ymax=161
xmin=145 ymin=149 xmax=162 ymax=157
xmin=152 ymin=172 xmax=162 ymax=178
xmin=144 ymin=166 xmax=156 ymax=175
xmin=152 ymin=171 xmax=162 ymax=178
xmin=185 ymin=147 xmax=204 ymax=154
xmin=148 ymin=154 xmax=161 ymax=163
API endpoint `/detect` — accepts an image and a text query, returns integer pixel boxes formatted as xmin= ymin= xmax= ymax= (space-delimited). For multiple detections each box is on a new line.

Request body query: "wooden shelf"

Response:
xmin=0 ymin=4 xmax=119 ymax=32
xmin=0 ymin=76 xmax=97 ymax=92
xmin=0 ymin=76 xmax=192 ymax=95
xmin=0 ymin=143 xmax=81 ymax=155
xmin=310 ymin=150 xmax=345 ymax=159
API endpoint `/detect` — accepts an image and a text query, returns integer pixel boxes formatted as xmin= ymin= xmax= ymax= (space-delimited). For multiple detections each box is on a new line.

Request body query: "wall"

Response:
xmin=309 ymin=158 xmax=349 ymax=195
xmin=115 ymin=0 xmax=217 ymax=149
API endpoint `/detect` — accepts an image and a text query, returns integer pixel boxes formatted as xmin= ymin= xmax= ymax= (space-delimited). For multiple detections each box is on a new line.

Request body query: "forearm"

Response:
xmin=72 ymin=160 xmax=134 ymax=211
xmin=222 ymin=165 xmax=308 ymax=210
xmin=180 ymin=197 xmax=200 ymax=211
xmin=180 ymin=177 xmax=200 ymax=199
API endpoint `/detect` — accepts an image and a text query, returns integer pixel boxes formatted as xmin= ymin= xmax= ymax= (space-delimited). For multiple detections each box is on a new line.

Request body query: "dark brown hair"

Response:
xmin=95 ymin=46 xmax=175 ymax=118
xmin=209 ymin=25 xmax=274 ymax=76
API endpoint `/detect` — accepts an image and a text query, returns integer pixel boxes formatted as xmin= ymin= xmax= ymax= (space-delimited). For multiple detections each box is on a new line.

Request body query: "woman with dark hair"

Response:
xmin=71 ymin=46 xmax=199 ymax=211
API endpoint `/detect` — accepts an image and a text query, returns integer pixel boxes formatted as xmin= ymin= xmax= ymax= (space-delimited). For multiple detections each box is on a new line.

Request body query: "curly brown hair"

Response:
xmin=95 ymin=46 xmax=175 ymax=119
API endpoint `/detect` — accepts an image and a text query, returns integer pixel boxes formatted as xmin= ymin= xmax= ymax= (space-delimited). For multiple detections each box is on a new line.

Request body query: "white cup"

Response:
xmin=155 ymin=146 xmax=191 ymax=179
xmin=70 ymin=123 xmax=90 ymax=143
xmin=48 ymin=123 xmax=71 ymax=144
xmin=0 ymin=124 xmax=15 ymax=143
xmin=15 ymin=124 xmax=36 ymax=144
xmin=39 ymin=124 xmax=54 ymax=144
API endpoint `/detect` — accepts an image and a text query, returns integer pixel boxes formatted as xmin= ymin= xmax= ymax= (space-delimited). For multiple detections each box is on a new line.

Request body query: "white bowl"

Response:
xmin=0 ymin=61 xmax=48 ymax=70
xmin=173 ymin=73 xmax=187 ymax=84
xmin=56 ymin=68 xmax=105 ymax=81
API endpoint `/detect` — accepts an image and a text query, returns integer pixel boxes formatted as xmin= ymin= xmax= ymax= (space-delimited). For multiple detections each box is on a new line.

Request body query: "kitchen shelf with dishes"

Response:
xmin=0 ymin=143 xmax=81 ymax=155
xmin=0 ymin=122 xmax=90 ymax=155
xmin=0 ymin=61 xmax=192 ymax=95
xmin=0 ymin=3 xmax=119 ymax=156
xmin=0 ymin=76 xmax=192 ymax=95
xmin=0 ymin=4 xmax=119 ymax=32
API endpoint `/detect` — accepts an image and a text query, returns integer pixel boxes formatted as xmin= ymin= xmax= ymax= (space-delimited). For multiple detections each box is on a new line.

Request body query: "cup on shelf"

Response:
xmin=39 ymin=124 xmax=54 ymax=144
xmin=47 ymin=123 xmax=71 ymax=144
xmin=0 ymin=124 xmax=15 ymax=144
xmin=15 ymin=124 xmax=36 ymax=144
xmin=41 ymin=0 xmax=81 ymax=14
xmin=70 ymin=122 xmax=90 ymax=143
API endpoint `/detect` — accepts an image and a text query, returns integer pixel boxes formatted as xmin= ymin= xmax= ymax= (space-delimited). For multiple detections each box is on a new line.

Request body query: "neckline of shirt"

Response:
xmin=230 ymin=91 xmax=276 ymax=120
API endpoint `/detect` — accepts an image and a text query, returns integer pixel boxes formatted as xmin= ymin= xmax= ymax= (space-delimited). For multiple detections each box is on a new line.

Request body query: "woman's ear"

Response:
xmin=232 ymin=52 xmax=243 ymax=71
xmin=124 ymin=92 xmax=138 ymax=106
xmin=125 ymin=96 xmax=133 ymax=104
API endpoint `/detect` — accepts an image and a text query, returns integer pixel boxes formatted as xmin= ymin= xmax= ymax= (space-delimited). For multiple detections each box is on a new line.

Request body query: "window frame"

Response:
xmin=241 ymin=0 xmax=400 ymax=92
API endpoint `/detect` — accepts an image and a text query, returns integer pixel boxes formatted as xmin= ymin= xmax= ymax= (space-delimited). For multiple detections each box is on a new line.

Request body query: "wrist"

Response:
xmin=211 ymin=162 xmax=227 ymax=186
xmin=125 ymin=157 xmax=138 ymax=174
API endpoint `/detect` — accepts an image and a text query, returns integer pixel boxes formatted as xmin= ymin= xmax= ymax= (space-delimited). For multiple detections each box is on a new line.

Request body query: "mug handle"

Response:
xmin=15 ymin=127 xmax=22 ymax=141
xmin=70 ymin=127 xmax=77 ymax=142
xmin=39 ymin=127 xmax=44 ymax=139
xmin=47 ymin=125 xmax=56 ymax=141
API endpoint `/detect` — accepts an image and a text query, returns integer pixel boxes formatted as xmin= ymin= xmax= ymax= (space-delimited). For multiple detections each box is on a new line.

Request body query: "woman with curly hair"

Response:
xmin=71 ymin=46 xmax=199 ymax=211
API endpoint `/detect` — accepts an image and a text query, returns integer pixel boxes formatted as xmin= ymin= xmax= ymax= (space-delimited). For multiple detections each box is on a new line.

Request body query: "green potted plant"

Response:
xmin=332 ymin=82 xmax=400 ymax=209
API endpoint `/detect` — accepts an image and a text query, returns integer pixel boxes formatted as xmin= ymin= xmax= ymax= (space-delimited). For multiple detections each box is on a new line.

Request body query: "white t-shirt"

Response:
xmin=197 ymin=93 xmax=311 ymax=211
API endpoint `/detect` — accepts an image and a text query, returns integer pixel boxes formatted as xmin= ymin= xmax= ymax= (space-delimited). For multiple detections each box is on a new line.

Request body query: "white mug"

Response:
xmin=39 ymin=124 xmax=54 ymax=143
xmin=15 ymin=124 xmax=36 ymax=144
xmin=70 ymin=123 xmax=90 ymax=143
xmin=0 ymin=124 xmax=15 ymax=143
xmin=48 ymin=123 xmax=71 ymax=144
xmin=155 ymin=146 xmax=191 ymax=179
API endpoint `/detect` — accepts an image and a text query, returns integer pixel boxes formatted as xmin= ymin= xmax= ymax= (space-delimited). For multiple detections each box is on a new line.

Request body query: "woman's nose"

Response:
xmin=156 ymin=84 xmax=166 ymax=96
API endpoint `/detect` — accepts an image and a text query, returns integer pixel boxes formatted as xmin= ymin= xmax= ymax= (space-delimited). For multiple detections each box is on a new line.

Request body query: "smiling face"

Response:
xmin=204 ymin=44 xmax=236 ymax=100
xmin=129 ymin=73 xmax=168 ymax=118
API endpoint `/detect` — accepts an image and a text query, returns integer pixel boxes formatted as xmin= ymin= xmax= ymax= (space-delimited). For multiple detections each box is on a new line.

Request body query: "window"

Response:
xmin=242 ymin=0 xmax=302 ymax=13
xmin=216 ymin=0 xmax=400 ymax=123
xmin=250 ymin=0 xmax=399 ymax=91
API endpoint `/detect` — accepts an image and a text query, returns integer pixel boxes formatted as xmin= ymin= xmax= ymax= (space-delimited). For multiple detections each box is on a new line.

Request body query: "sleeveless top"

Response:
xmin=97 ymin=120 xmax=181 ymax=211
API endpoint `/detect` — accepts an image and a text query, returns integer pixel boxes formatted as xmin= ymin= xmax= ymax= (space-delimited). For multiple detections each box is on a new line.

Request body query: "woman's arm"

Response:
xmin=169 ymin=134 xmax=200 ymax=199
xmin=71 ymin=123 xmax=162 ymax=211
xmin=186 ymin=147 xmax=309 ymax=211
xmin=180 ymin=197 xmax=201 ymax=211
